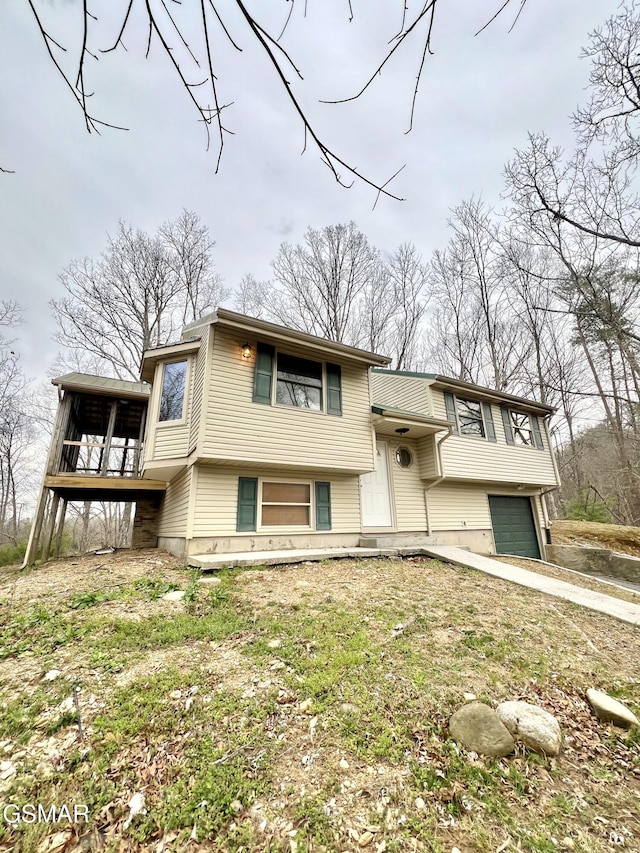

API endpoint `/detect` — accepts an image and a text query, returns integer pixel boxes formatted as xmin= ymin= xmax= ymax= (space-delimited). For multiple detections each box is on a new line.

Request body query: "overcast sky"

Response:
xmin=0 ymin=0 xmax=617 ymax=382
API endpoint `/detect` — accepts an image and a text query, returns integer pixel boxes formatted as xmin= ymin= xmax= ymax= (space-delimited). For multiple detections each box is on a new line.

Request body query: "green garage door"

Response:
xmin=488 ymin=496 xmax=541 ymax=559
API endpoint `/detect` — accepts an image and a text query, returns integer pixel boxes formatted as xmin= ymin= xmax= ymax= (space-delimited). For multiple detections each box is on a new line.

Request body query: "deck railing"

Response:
xmin=60 ymin=439 xmax=143 ymax=477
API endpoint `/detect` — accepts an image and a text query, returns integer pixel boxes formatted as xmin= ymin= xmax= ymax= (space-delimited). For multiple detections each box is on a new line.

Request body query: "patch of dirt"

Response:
xmin=551 ymin=520 xmax=640 ymax=557
xmin=493 ymin=555 xmax=640 ymax=604
xmin=0 ymin=548 xmax=187 ymax=606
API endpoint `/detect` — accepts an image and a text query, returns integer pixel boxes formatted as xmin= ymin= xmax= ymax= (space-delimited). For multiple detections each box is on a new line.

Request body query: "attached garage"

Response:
xmin=488 ymin=495 xmax=541 ymax=559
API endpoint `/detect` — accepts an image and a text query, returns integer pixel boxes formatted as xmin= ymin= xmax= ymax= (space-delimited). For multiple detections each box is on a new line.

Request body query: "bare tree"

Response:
xmin=424 ymin=199 xmax=521 ymax=390
xmin=383 ymin=244 xmax=430 ymax=369
xmin=506 ymin=4 xmax=640 ymax=248
xmin=9 ymin=1 xmax=528 ymax=197
xmin=237 ymin=224 xmax=428 ymax=366
xmin=51 ymin=210 xmax=228 ymax=380
xmin=0 ymin=302 xmax=37 ymax=544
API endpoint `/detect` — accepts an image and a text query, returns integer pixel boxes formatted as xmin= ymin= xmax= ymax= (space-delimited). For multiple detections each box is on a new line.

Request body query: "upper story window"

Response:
xmin=159 ymin=360 xmax=187 ymax=421
xmin=509 ymin=411 xmax=533 ymax=446
xmin=456 ymin=397 xmax=485 ymax=437
xmin=444 ymin=391 xmax=496 ymax=441
xmin=252 ymin=342 xmax=342 ymax=415
xmin=501 ymin=407 xmax=545 ymax=449
xmin=276 ymin=354 xmax=323 ymax=410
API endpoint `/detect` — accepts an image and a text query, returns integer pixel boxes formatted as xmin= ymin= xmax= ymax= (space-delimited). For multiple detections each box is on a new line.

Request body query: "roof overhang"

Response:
xmin=430 ymin=377 xmax=555 ymax=415
xmin=140 ymin=339 xmax=202 ymax=383
xmin=206 ymin=308 xmax=392 ymax=367
xmin=51 ymin=373 xmax=150 ymax=401
xmin=372 ymin=368 xmax=555 ymax=415
xmin=371 ymin=405 xmax=454 ymax=439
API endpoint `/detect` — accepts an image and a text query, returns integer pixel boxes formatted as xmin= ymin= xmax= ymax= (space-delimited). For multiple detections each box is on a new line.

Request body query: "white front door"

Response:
xmin=360 ymin=441 xmax=393 ymax=528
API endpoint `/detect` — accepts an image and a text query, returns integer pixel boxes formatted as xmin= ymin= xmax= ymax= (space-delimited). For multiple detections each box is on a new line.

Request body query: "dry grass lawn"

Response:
xmin=0 ymin=549 xmax=638 ymax=853
xmin=551 ymin=520 xmax=640 ymax=557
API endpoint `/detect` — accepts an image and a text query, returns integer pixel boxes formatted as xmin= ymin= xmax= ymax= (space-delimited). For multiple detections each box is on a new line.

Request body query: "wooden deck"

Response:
xmin=44 ymin=475 xmax=167 ymax=502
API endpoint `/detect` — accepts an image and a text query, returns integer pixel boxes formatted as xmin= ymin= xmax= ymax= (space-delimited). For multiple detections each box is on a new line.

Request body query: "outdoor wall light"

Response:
xmin=395 ymin=427 xmax=410 ymax=434
xmin=241 ymin=343 xmax=252 ymax=359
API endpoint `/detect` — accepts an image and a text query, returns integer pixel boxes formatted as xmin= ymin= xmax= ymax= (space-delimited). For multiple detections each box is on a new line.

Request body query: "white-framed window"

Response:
xmin=260 ymin=481 xmax=312 ymax=527
xmin=252 ymin=343 xmax=342 ymax=415
xmin=456 ymin=397 xmax=485 ymax=437
xmin=510 ymin=411 xmax=533 ymax=446
xmin=276 ymin=353 xmax=323 ymax=411
xmin=158 ymin=359 xmax=188 ymax=422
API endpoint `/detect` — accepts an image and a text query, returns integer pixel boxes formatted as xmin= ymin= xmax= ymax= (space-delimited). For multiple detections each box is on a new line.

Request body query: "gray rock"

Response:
xmin=339 ymin=703 xmax=361 ymax=717
xmin=449 ymin=702 xmax=515 ymax=757
xmin=496 ymin=701 xmax=562 ymax=756
xmin=161 ymin=590 xmax=185 ymax=601
xmin=43 ymin=669 xmax=61 ymax=682
xmin=586 ymin=688 xmax=640 ymax=729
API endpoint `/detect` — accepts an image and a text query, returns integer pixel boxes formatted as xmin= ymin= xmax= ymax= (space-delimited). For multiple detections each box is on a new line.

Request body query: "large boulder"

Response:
xmin=496 ymin=701 xmax=562 ymax=756
xmin=586 ymin=689 xmax=640 ymax=729
xmin=449 ymin=702 xmax=515 ymax=757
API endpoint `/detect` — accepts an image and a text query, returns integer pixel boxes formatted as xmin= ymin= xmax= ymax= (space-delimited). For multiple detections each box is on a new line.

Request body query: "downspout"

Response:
xmin=423 ymin=425 xmax=454 ymax=534
xmin=537 ymin=414 xmax=561 ymax=555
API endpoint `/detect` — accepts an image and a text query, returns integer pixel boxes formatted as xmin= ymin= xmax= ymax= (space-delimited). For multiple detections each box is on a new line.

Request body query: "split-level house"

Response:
xmin=25 ymin=309 xmax=559 ymax=565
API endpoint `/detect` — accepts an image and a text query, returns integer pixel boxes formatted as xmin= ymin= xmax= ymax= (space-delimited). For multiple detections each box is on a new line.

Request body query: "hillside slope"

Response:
xmin=0 ymin=550 xmax=639 ymax=852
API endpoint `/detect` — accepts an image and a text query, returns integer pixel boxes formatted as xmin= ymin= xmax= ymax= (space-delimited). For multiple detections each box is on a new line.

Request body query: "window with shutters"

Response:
xmin=252 ymin=342 xmax=342 ymax=415
xmin=276 ymin=354 xmax=323 ymax=410
xmin=509 ymin=411 xmax=534 ymax=446
xmin=455 ymin=397 xmax=485 ymax=437
xmin=236 ymin=478 xmax=332 ymax=531
xmin=444 ymin=391 xmax=496 ymax=441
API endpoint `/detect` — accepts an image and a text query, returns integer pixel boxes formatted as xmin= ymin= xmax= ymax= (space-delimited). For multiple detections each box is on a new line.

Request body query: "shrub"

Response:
xmin=564 ymin=489 xmax=613 ymax=523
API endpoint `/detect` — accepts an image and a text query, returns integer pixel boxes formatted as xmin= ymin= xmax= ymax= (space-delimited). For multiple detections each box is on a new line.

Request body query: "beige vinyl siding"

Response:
xmin=427 ymin=483 xmax=492 ymax=531
xmin=188 ymin=326 xmax=210 ymax=453
xmin=152 ymin=358 xmax=195 ymax=460
xmin=157 ymin=467 xmax=192 ymax=536
xmin=203 ymin=327 xmax=374 ymax=472
xmin=416 ymin=434 xmax=438 ymax=479
xmin=192 ymin=464 xmax=361 ymax=537
xmin=532 ymin=493 xmax=546 ymax=531
xmin=371 ymin=373 xmax=431 ymax=415
xmin=431 ymin=390 xmax=557 ymax=486
xmin=386 ymin=439 xmax=427 ymax=532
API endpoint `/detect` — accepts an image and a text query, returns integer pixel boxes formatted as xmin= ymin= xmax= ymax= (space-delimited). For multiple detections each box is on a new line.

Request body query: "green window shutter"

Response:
xmin=500 ymin=407 xmax=515 ymax=445
xmin=326 ymin=363 xmax=342 ymax=415
xmin=252 ymin=343 xmax=274 ymax=404
xmin=237 ymin=477 xmax=258 ymax=531
xmin=315 ymin=481 xmax=332 ymax=530
xmin=482 ymin=402 xmax=496 ymax=442
xmin=531 ymin=415 xmax=545 ymax=450
xmin=444 ymin=392 xmax=458 ymax=434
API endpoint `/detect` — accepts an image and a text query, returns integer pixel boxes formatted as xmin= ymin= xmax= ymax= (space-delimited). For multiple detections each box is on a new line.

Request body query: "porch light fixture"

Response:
xmin=241 ymin=343 xmax=252 ymax=359
xmin=395 ymin=427 xmax=409 ymax=434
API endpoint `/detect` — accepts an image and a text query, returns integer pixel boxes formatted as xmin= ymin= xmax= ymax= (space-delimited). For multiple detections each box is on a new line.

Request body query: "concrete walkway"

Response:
xmin=188 ymin=546 xmax=405 ymax=570
xmin=423 ymin=546 xmax=640 ymax=627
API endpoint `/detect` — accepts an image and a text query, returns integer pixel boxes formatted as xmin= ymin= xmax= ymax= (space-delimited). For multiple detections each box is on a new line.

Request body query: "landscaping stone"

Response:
xmin=449 ymin=702 xmax=515 ymax=757
xmin=162 ymin=590 xmax=185 ymax=601
xmin=43 ymin=669 xmax=61 ymax=681
xmin=586 ymin=688 xmax=640 ymax=729
xmin=496 ymin=700 xmax=562 ymax=756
